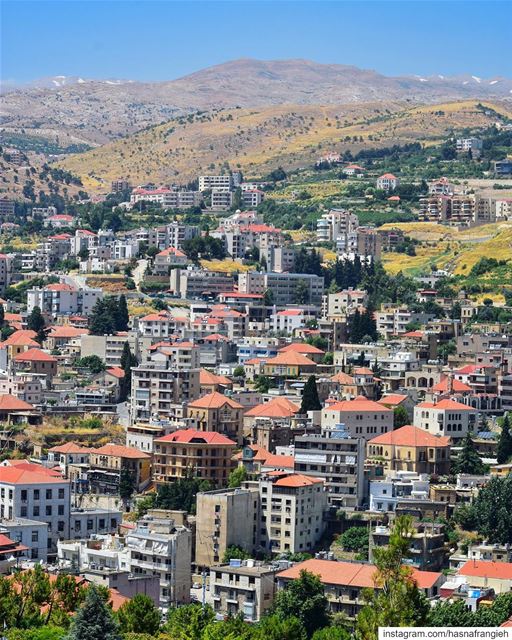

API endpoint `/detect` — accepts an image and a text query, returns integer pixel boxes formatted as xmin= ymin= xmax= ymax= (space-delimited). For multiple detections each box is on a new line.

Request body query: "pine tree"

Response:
xmin=27 ymin=305 xmax=45 ymax=333
xmin=0 ymin=304 xmax=4 ymax=327
xmin=67 ymin=584 xmax=120 ymax=640
xmin=89 ymin=299 xmax=117 ymax=335
xmin=453 ymin=432 xmax=485 ymax=475
xmin=497 ymin=413 xmax=512 ymax=464
xmin=300 ymin=375 xmax=322 ymax=413
xmin=349 ymin=309 xmax=362 ymax=343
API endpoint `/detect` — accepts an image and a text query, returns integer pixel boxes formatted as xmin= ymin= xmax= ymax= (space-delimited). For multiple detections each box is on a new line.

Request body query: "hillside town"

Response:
xmin=0 ymin=141 xmax=512 ymax=636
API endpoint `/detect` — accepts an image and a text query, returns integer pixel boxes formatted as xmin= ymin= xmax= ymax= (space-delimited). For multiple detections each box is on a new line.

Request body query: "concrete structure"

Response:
xmin=369 ymin=471 xmax=430 ymax=512
xmin=413 ymin=399 xmax=478 ymax=441
xmin=238 ymin=271 xmax=324 ymax=306
xmin=321 ymin=396 xmax=393 ymax=440
xmin=27 ymin=283 xmax=102 ymax=318
xmin=195 ymin=487 xmax=259 ymax=567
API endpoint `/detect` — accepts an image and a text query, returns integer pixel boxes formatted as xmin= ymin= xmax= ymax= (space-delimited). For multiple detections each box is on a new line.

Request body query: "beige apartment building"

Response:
xmin=195 ymin=487 xmax=259 ymax=567
xmin=153 ymin=429 xmax=236 ymax=487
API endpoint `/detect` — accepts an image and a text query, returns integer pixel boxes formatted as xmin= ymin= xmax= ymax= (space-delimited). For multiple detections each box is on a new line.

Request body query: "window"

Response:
xmin=58 ymin=488 xmax=65 ymax=499
xmin=33 ymin=489 xmax=40 ymax=500
xmin=21 ymin=490 xmax=27 ymax=501
xmin=58 ymin=505 xmax=65 ymax=516
xmin=87 ymin=519 xmax=93 ymax=530
xmin=46 ymin=506 xmax=52 ymax=516
xmin=33 ymin=506 xmax=40 ymax=517
xmin=75 ymin=520 xmax=81 ymax=531
xmin=58 ymin=521 xmax=64 ymax=532
xmin=46 ymin=489 xmax=52 ymax=500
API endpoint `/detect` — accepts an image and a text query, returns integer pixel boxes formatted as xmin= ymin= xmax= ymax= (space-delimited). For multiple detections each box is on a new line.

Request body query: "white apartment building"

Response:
xmin=169 ymin=268 xmax=235 ymax=299
xmin=456 ymin=137 xmax=483 ymax=154
xmin=369 ymin=471 xmax=430 ymax=512
xmin=0 ymin=253 xmax=13 ymax=293
xmin=414 ymin=399 xmax=478 ymax=442
xmin=199 ymin=174 xmax=241 ymax=192
xmin=126 ymin=516 xmax=192 ymax=609
xmin=130 ymin=188 xmax=202 ymax=209
xmin=325 ymin=289 xmax=368 ymax=319
xmin=321 ymin=396 xmax=393 ymax=440
xmin=0 ymin=517 xmax=49 ymax=562
xmin=0 ymin=465 xmax=70 ymax=557
xmin=257 ymin=473 xmax=327 ymax=554
xmin=316 ymin=209 xmax=359 ymax=244
xmin=166 ymin=222 xmax=199 ymax=249
xmin=211 ymin=190 xmax=233 ymax=210
xmin=242 ymin=190 xmax=264 ymax=208
xmin=80 ymin=332 xmax=142 ymax=367
xmin=27 ymin=283 xmax=103 ymax=318
xmin=375 ymin=305 xmax=427 ymax=339
xmin=238 ymin=271 xmax=324 ymax=306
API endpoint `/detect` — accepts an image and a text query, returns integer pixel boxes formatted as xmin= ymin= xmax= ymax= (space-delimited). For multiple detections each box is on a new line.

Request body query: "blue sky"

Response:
xmin=2 ymin=1 xmax=511 ymax=83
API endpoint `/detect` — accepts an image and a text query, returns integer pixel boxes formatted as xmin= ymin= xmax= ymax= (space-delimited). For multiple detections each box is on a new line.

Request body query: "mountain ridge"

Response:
xmin=2 ymin=58 xmax=511 ymax=147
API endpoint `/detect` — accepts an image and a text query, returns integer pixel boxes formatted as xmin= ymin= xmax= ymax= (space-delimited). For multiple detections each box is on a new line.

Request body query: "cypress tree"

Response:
xmin=119 ymin=341 xmax=137 ymax=401
xmin=497 ymin=414 xmax=512 ymax=464
xmin=0 ymin=304 xmax=4 ymax=327
xmin=453 ymin=432 xmax=485 ymax=475
xmin=300 ymin=375 xmax=322 ymax=413
xmin=67 ymin=584 xmax=120 ymax=640
xmin=115 ymin=294 xmax=130 ymax=332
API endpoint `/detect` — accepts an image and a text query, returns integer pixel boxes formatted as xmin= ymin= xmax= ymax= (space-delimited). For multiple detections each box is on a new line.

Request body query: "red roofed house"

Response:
xmin=414 ymin=399 xmax=478 ymax=441
xmin=279 ymin=341 xmax=325 ymax=364
xmin=271 ymin=309 xmax=308 ymax=335
xmin=153 ymin=429 xmax=237 ymax=486
xmin=376 ymin=173 xmax=400 ymax=191
xmin=44 ymin=214 xmax=75 ymax=229
xmin=243 ymin=397 xmax=301 ymax=450
xmin=187 ymin=391 xmax=244 ymax=443
xmin=367 ymin=424 xmax=451 ymax=476
xmin=322 ymin=396 xmax=394 ymax=440
xmin=0 ymin=532 xmax=29 ymax=573
xmin=88 ymin=444 xmax=151 ymax=494
xmin=263 ymin=351 xmax=317 ymax=377
xmin=0 ymin=394 xmax=40 ymax=424
xmin=199 ymin=368 xmax=233 ymax=394
xmin=47 ymin=441 xmax=91 ymax=477
xmin=259 ymin=472 xmax=327 ymax=554
xmin=457 ymin=560 xmax=512 ymax=594
xmin=277 ymin=558 xmax=444 ymax=619
xmin=154 ymin=246 xmax=189 ymax=275
xmin=13 ymin=348 xmax=58 ymax=381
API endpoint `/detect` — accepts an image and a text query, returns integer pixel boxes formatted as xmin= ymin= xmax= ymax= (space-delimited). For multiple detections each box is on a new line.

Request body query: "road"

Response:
xmin=132 ymin=259 xmax=148 ymax=290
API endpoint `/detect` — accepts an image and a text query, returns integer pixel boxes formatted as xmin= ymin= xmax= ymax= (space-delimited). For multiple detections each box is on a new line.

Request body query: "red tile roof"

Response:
xmin=0 ymin=466 xmax=66 ymax=485
xmin=48 ymin=326 xmax=89 ymax=338
xmin=273 ymin=473 xmax=323 ymax=488
xmin=45 ymin=283 xmax=76 ymax=292
xmin=0 ymin=394 xmax=35 ymax=411
xmin=277 ymin=558 xmax=441 ymax=590
xmin=368 ymin=425 xmax=450 ymax=448
xmin=1 ymin=330 xmax=39 ymax=347
xmin=156 ymin=429 xmax=236 ymax=446
xmin=13 ymin=348 xmax=57 ymax=363
xmin=280 ymin=342 xmax=325 ymax=355
xmin=330 ymin=371 xmax=355 ymax=385
xmin=378 ymin=394 xmax=408 ymax=407
xmin=199 ymin=369 xmax=232 ymax=386
xmin=326 ymin=396 xmax=392 ymax=413
xmin=94 ymin=444 xmax=150 ymax=459
xmin=106 ymin=366 xmax=125 ymax=379
xmin=416 ymin=399 xmax=474 ymax=411
xmin=245 ymin=397 xmax=299 ymax=418
xmin=432 ymin=377 xmax=472 ymax=393
xmin=458 ymin=561 xmax=512 ymax=581
xmin=188 ymin=391 xmax=242 ymax=410
xmin=265 ymin=351 xmax=317 ymax=367
xmin=48 ymin=442 xmax=92 ymax=454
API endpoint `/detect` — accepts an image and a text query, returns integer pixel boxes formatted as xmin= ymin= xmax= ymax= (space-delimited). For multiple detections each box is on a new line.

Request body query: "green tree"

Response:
xmin=339 ymin=526 xmax=369 ymax=557
xmin=0 ymin=576 xmax=18 ymax=629
xmin=66 ymin=585 xmax=120 ymax=640
xmin=355 ymin=516 xmax=429 ymax=640
xmin=222 ymin=545 xmax=251 ymax=562
xmin=233 ymin=365 xmax=245 ymax=378
xmin=311 ymin=628 xmax=351 ymax=640
xmin=89 ymin=299 xmax=117 ymax=336
xmin=293 ymin=279 xmax=310 ymax=305
xmin=155 ymin=475 xmax=212 ymax=514
xmin=116 ymin=594 xmax=161 ymax=635
xmin=119 ymin=467 xmax=136 ymax=506
xmin=228 ymin=466 xmax=248 ymax=488
xmin=497 ymin=413 xmax=512 ymax=464
xmin=164 ymin=603 xmax=215 ymax=640
xmin=454 ymin=475 xmax=512 ymax=543
xmin=27 ymin=305 xmax=45 ymax=334
xmin=300 ymin=375 xmax=322 ymax=413
xmin=452 ymin=432 xmax=485 ymax=475
xmin=75 ymin=355 xmax=106 ymax=374
xmin=271 ymin=570 xmax=330 ymax=637
xmin=0 ymin=304 xmax=4 ymax=327
xmin=202 ymin=614 xmax=253 ymax=640
xmin=263 ymin=289 xmax=274 ymax=306
xmin=255 ymin=614 xmax=306 ymax=640
xmin=393 ymin=405 xmax=409 ymax=429
xmin=119 ymin=341 xmax=137 ymax=401
xmin=115 ymin=294 xmax=130 ymax=332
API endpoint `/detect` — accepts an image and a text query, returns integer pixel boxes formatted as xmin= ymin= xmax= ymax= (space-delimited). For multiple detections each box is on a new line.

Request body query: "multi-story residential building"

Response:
xmin=186 ymin=391 xmax=244 ymax=443
xmin=0 ymin=253 xmax=13 ymax=293
xmin=210 ymin=561 xmax=277 ymax=621
xmin=153 ymin=429 xmax=237 ymax=487
xmin=242 ymin=190 xmax=265 ymax=208
xmin=165 ymin=222 xmax=199 ymax=249
xmin=494 ymin=159 xmax=512 ymax=177
xmin=0 ymin=517 xmax=49 ymax=562
xmin=199 ymin=175 xmax=235 ymax=191
xmin=111 ymin=179 xmax=131 ymax=193
xmin=413 ymin=399 xmax=478 ymax=441
xmin=130 ymin=357 xmax=200 ymax=423
xmin=12 ymin=348 xmax=58 ymax=384
xmin=277 ymin=558 xmax=444 ymax=620
xmin=369 ymin=471 xmax=430 ymax=512
xmin=237 ymin=336 xmax=283 ymax=364
xmin=316 ymin=209 xmax=359 ymax=244
xmin=27 ymin=283 xmax=102 ymax=318
xmin=88 ymin=444 xmax=151 ymax=494
xmin=456 ymin=137 xmax=483 ymax=156
xmin=170 ymin=268 xmax=235 ymax=299
xmin=153 ymin=247 xmax=189 ymax=274
xmin=0 ymin=464 xmax=70 ymax=557
xmin=428 ymin=178 xmax=455 ymax=196
xmin=211 ymin=189 xmax=234 ymax=210
xmin=325 ymin=289 xmax=368 ymax=319
xmin=419 ymin=195 xmax=451 ymax=222
xmin=0 ymin=199 xmax=15 ymax=218
xmin=370 ymin=522 xmax=447 ymax=570
xmin=376 ymin=173 xmax=400 ymax=191
xmin=125 ymin=515 xmax=192 ymax=608
xmin=321 ymin=396 xmax=393 ymax=440
xmin=257 ymin=472 xmax=327 ymax=554
xmin=293 ymin=425 xmax=366 ymax=508
xmin=195 ymin=486 xmax=259 ymax=567
xmin=130 ymin=188 xmax=202 ymax=208
xmin=366 ymin=425 xmax=451 ymax=477
xmin=238 ymin=271 xmax=324 ymax=306
xmin=375 ymin=304 xmax=430 ymax=339
xmin=262 ymin=245 xmax=295 ymax=273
